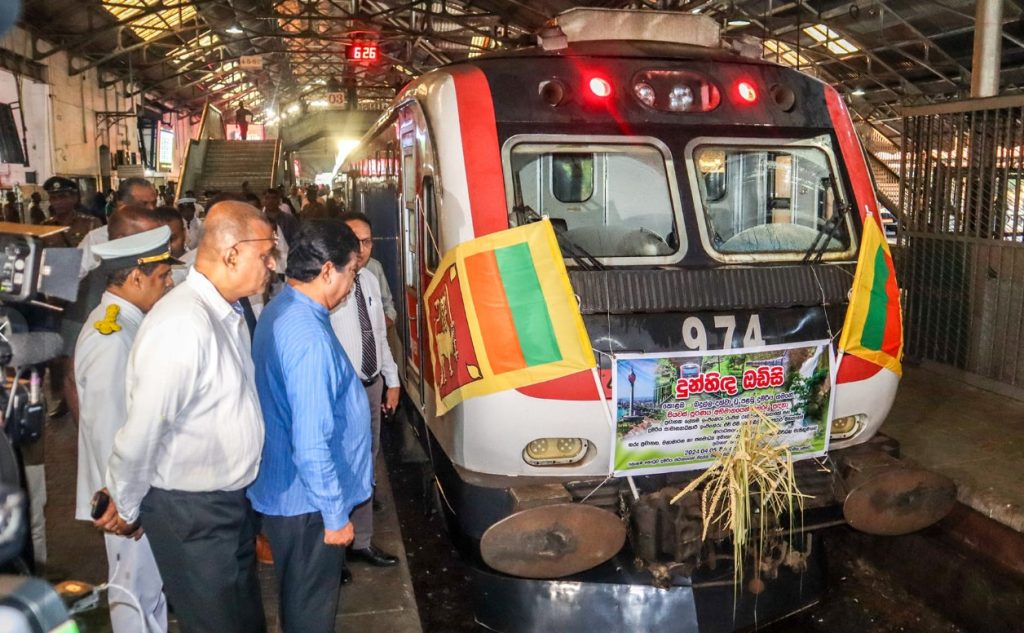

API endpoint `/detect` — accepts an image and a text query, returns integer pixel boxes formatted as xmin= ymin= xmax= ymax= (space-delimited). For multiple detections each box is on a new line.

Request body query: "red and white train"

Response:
xmin=344 ymin=9 xmax=938 ymax=632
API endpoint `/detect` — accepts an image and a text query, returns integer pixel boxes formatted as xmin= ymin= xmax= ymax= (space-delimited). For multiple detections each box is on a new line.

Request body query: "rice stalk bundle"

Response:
xmin=669 ymin=407 xmax=809 ymax=594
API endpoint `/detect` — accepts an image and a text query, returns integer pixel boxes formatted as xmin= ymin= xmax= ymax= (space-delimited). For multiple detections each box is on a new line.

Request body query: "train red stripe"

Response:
xmin=451 ymin=66 xmax=509 ymax=237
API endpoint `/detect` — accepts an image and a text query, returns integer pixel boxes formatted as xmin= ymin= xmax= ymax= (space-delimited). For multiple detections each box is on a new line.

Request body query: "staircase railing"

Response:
xmin=270 ymin=138 xmax=282 ymax=188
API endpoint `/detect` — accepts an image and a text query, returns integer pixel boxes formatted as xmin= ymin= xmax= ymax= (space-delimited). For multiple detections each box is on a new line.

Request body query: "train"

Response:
xmin=343 ymin=9 xmax=951 ymax=633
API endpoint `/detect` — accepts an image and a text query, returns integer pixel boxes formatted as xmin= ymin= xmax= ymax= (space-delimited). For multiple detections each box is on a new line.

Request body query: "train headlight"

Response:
xmin=588 ymin=76 xmax=613 ymax=99
xmin=631 ymin=69 xmax=720 ymax=112
xmin=523 ymin=437 xmax=589 ymax=466
xmin=633 ymin=82 xmax=656 ymax=107
xmin=830 ymin=414 xmax=865 ymax=440
xmin=668 ymin=85 xmax=694 ymax=111
xmin=735 ymin=80 xmax=758 ymax=104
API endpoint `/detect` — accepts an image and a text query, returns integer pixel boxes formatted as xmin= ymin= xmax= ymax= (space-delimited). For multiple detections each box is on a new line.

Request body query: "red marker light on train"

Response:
xmin=736 ymin=80 xmax=758 ymax=104
xmin=588 ymin=77 xmax=613 ymax=98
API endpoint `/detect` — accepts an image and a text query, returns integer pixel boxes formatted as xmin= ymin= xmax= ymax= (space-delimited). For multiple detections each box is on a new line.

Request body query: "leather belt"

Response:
xmin=361 ymin=374 xmax=380 ymax=388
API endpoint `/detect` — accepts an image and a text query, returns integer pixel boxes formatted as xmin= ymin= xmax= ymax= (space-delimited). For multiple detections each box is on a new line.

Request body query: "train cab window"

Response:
xmin=507 ymin=141 xmax=681 ymax=262
xmin=691 ymin=136 xmax=855 ymax=259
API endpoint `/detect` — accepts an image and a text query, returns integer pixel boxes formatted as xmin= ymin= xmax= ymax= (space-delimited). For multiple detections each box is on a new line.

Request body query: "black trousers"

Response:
xmin=262 ymin=512 xmax=344 ymax=633
xmin=140 ymin=488 xmax=266 ymax=633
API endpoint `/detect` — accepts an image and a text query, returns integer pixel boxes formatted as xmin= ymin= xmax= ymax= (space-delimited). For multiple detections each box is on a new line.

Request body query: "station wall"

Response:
xmin=0 ymin=25 xmax=198 ymax=193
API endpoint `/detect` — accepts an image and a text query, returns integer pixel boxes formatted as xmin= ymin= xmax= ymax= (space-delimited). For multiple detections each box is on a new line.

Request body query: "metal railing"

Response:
xmin=899 ymin=96 xmax=1024 ymax=387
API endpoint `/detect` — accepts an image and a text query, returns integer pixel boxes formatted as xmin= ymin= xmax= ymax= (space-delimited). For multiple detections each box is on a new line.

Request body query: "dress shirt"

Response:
xmin=170 ymin=248 xmax=196 ymax=286
xmin=364 ymin=257 xmax=397 ymax=323
xmin=107 ymin=267 xmax=264 ymax=523
xmin=247 ymin=284 xmax=372 ymax=530
xmin=184 ymin=216 xmax=203 ymax=251
xmin=74 ymin=292 xmax=144 ymax=521
xmin=78 ymin=224 xmax=109 ymax=278
xmin=330 ymin=268 xmax=399 ymax=387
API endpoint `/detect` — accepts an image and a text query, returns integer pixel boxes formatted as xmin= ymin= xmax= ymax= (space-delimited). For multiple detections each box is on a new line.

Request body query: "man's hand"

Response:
xmin=383 ymin=386 xmax=400 ymax=416
xmin=385 ymin=316 xmax=394 ymax=328
xmin=92 ymin=491 xmax=144 ymax=540
xmin=324 ymin=522 xmax=355 ymax=547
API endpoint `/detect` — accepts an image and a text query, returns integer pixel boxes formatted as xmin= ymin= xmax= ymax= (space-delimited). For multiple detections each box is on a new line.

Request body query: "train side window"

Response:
xmin=551 ymin=154 xmax=594 ymax=203
xmin=423 ymin=177 xmax=441 ymax=272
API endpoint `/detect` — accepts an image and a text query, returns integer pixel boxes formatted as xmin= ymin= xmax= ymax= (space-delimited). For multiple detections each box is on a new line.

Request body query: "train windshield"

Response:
xmin=691 ymin=136 xmax=855 ymax=259
xmin=507 ymin=140 xmax=681 ymax=262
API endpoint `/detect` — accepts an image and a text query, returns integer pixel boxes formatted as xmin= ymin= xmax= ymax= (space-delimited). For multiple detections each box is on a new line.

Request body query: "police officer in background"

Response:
xmin=76 ymin=226 xmax=179 ymax=633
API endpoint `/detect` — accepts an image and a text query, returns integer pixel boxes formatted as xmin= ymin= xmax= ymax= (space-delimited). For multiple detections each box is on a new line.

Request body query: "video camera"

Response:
xmin=0 ymin=222 xmax=82 ymax=447
xmin=0 ymin=221 xmax=85 ymax=632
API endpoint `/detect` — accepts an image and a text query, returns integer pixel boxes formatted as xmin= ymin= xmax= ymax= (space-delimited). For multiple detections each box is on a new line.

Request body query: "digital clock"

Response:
xmin=346 ymin=43 xmax=379 ymax=63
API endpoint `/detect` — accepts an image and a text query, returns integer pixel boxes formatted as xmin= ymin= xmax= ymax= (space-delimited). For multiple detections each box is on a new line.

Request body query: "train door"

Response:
xmin=400 ymin=129 xmax=424 ymax=404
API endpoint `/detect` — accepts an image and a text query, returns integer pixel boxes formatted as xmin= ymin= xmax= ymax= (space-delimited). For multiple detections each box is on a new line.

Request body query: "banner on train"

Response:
xmin=423 ymin=219 xmax=596 ymax=415
xmin=611 ymin=341 xmax=835 ymax=476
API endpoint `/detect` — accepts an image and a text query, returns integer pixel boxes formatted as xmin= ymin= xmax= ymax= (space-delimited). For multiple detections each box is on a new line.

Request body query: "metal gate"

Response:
xmin=899 ymin=96 xmax=1024 ymax=387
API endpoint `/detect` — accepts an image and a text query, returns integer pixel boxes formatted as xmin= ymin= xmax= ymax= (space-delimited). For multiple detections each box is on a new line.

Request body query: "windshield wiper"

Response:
xmin=802 ymin=202 xmax=853 ymax=264
xmin=510 ymin=170 xmax=605 ymax=271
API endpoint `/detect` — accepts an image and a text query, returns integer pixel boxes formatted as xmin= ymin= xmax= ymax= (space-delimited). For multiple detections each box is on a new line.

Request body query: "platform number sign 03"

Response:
xmin=346 ymin=43 xmax=379 ymax=63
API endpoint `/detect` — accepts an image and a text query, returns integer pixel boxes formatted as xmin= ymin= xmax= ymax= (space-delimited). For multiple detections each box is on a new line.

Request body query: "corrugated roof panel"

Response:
xmin=102 ymin=0 xmax=197 ymax=42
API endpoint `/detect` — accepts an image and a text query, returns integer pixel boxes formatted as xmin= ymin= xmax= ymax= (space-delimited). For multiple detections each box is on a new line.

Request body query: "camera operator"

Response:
xmin=76 ymin=226 xmax=179 ymax=633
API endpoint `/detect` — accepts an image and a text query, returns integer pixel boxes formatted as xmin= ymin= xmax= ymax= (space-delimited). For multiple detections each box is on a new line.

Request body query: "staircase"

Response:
xmin=857 ymin=123 xmax=904 ymax=214
xmin=182 ymin=139 xmax=281 ymax=196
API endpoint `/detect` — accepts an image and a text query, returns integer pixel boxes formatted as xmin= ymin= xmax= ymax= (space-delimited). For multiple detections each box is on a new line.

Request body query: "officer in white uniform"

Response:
xmin=74 ymin=226 xmax=180 ymax=633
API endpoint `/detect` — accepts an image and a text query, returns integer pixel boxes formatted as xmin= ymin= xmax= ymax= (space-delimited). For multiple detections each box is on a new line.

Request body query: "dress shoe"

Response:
xmin=340 ymin=566 xmax=353 ymax=585
xmin=348 ymin=544 xmax=398 ymax=567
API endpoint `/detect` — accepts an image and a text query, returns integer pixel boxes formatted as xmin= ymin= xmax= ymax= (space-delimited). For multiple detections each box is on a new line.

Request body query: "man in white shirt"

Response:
xmin=177 ymin=197 xmax=203 ymax=251
xmin=363 ymin=257 xmax=397 ymax=326
xmin=331 ymin=211 xmax=400 ymax=569
xmin=76 ymin=226 xmax=179 ymax=633
xmin=96 ymin=201 xmax=276 ymax=633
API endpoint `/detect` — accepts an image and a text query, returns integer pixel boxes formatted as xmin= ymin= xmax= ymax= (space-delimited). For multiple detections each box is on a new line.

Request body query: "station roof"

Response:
xmin=16 ymin=0 xmax=1024 ymax=130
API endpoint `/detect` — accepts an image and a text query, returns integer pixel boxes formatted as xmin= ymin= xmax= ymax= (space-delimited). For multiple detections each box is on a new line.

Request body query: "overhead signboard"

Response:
xmin=345 ymin=43 xmax=379 ymax=63
xmin=327 ymin=92 xmax=347 ymax=108
xmin=239 ymin=55 xmax=263 ymax=70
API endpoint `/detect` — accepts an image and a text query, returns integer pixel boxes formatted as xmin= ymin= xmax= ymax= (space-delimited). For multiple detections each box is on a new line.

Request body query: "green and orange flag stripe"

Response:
xmin=424 ymin=220 xmax=595 ymax=414
xmin=838 ymin=211 xmax=904 ymax=376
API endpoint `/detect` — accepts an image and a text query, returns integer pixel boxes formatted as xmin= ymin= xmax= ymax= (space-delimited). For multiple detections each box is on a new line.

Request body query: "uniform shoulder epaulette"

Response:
xmin=94 ymin=304 xmax=122 ymax=335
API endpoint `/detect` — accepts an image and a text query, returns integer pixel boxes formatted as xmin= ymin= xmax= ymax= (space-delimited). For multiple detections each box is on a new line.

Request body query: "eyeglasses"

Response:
xmin=357 ymin=237 xmax=373 ymax=249
xmin=230 ymin=235 xmax=279 ymax=265
xmin=230 ymin=235 xmax=278 ymax=249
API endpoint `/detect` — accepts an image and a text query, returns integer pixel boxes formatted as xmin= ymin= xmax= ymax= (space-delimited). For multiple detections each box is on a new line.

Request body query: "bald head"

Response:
xmin=194 ymin=201 xmax=276 ymax=303
xmin=198 ymin=201 xmax=271 ymax=252
xmin=108 ymin=204 xmax=161 ymax=240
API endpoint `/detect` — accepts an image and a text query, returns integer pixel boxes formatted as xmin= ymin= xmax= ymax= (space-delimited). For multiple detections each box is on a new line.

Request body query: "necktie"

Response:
xmin=355 ymin=277 xmax=378 ymax=379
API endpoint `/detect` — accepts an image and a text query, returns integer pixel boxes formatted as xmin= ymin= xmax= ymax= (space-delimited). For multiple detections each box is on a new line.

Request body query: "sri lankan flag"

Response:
xmin=838 ymin=212 xmax=903 ymax=376
xmin=424 ymin=220 xmax=595 ymax=415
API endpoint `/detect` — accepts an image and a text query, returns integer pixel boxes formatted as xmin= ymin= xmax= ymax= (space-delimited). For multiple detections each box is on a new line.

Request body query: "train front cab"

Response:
xmin=351 ymin=42 xmax=919 ymax=633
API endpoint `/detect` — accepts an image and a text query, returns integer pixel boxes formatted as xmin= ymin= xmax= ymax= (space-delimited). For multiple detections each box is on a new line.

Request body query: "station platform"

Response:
xmin=883 ymin=363 xmax=1024 ymax=534
xmin=35 ymin=362 xmax=1024 ymax=631
xmin=39 ymin=412 xmax=422 ymax=632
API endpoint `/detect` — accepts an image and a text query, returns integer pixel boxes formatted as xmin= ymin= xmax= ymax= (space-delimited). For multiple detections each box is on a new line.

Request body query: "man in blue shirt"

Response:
xmin=248 ymin=219 xmax=371 ymax=633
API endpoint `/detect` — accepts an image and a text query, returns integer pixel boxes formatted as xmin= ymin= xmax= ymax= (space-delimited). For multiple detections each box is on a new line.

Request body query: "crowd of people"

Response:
xmin=25 ymin=174 xmax=398 ymax=633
